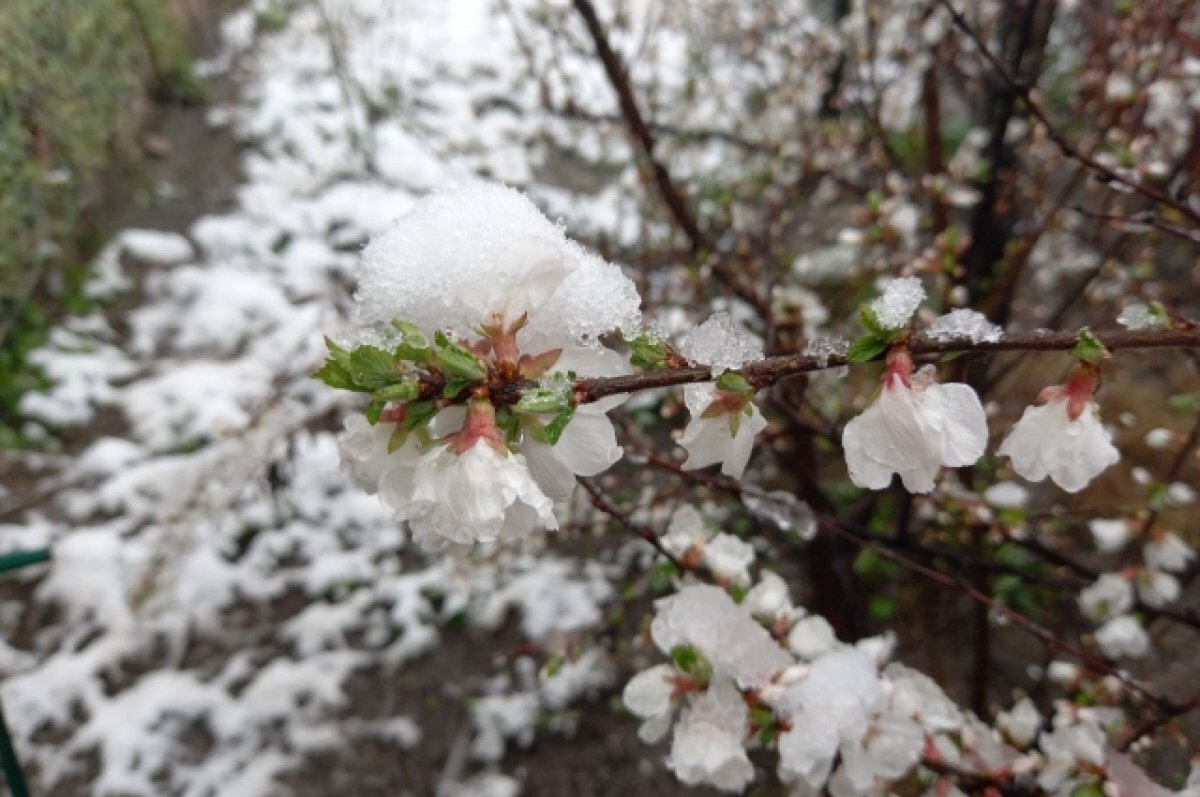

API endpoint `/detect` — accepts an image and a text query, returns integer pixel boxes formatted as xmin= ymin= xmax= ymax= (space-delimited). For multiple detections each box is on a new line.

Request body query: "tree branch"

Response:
xmin=572 ymin=328 xmax=1200 ymax=404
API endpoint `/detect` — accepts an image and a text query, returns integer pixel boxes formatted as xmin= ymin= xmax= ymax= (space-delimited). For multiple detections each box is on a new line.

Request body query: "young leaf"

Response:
xmin=350 ymin=346 xmax=406 ymax=389
xmin=1071 ymin=327 xmax=1109 ymax=364
xmin=433 ymin=333 xmax=487 ymax=381
xmin=715 ymin=371 xmax=753 ymax=395
xmin=847 ymin=334 xmax=891 ymax=363
xmin=625 ymin=331 xmax=671 ymax=371
xmin=531 ymin=406 xmax=576 ymax=445
xmin=403 ymin=400 xmax=439 ymax=431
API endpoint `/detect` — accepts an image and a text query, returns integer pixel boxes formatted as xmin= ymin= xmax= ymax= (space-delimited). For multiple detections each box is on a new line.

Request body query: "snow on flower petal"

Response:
xmin=668 ymin=678 xmax=754 ymax=792
xmin=678 ymin=311 xmax=762 ymax=376
xmin=354 ymin=182 xmax=639 ymax=347
xmin=651 ymin=584 xmax=792 ymax=690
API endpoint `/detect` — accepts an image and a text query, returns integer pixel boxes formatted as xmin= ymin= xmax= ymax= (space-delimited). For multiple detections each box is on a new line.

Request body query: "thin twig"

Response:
xmin=572 ymin=328 xmax=1200 ymax=404
xmin=576 ymin=476 xmax=685 ymax=572
xmin=938 ymin=0 xmax=1200 ymax=225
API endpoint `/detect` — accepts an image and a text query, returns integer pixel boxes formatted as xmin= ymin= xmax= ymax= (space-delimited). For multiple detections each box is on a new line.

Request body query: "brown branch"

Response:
xmin=938 ymin=0 xmax=1200 ymax=226
xmin=1073 ymin=206 xmax=1200 ymax=249
xmin=823 ymin=518 xmax=1169 ymax=708
xmin=576 ymin=476 xmax=685 ymax=572
xmin=1116 ymin=688 xmax=1200 ymax=752
xmin=570 ymin=0 xmax=770 ymax=317
xmin=573 ymin=328 xmax=1200 ymax=404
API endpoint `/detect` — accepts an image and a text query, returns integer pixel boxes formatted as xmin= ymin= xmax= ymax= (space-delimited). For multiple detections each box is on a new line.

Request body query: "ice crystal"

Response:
xmin=678 ymin=312 xmax=763 ymax=376
xmin=1116 ymin=303 xmax=1167 ymax=331
xmin=868 ymin=276 xmax=926 ymax=329
xmin=925 ymin=309 xmax=1003 ymax=344
xmin=803 ymin=336 xmax=850 ymax=378
xmin=743 ymin=490 xmax=817 ymax=540
xmin=354 ymin=183 xmax=640 ymax=351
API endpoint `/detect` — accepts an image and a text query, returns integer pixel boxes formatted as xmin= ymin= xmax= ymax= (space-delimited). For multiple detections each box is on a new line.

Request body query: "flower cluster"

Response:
xmin=324 ymin=183 xmax=640 ymax=549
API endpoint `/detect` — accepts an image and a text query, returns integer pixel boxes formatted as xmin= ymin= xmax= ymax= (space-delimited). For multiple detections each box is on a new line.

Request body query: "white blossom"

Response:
xmin=338 ymin=414 xmax=401 ymax=492
xmin=379 ymin=434 xmax=557 ymax=550
xmin=743 ymin=571 xmax=796 ymax=621
xmin=1078 ymin=573 xmax=1133 ymax=622
xmin=703 ymin=534 xmax=756 ymax=586
xmin=1089 ymin=519 xmax=1131 ymax=553
xmin=1039 ymin=716 xmax=1106 ymax=791
xmin=623 ymin=664 xmax=678 ymax=743
xmin=787 ymin=616 xmax=841 ymax=660
xmin=677 ymin=314 xmax=768 ymax=478
xmin=519 ymin=347 xmax=630 ymax=501
xmin=1094 ymin=615 xmax=1149 ymax=658
xmin=1137 ymin=569 xmax=1181 ymax=608
xmin=668 ymin=679 xmax=754 ymax=792
xmin=998 ymin=396 xmax=1119 ymax=493
xmin=651 ymin=584 xmax=793 ymax=690
xmin=996 ymin=697 xmax=1042 ymax=748
xmin=843 ymin=363 xmax=988 ymax=493
xmin=678 ymin=387 xmax=769 ymax=479
xmin=1144 ymin=532 xmax=1195 ymax=573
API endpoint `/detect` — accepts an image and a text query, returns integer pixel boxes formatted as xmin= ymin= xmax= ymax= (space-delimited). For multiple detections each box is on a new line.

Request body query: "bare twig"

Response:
xmin=570 ymin=0 xmax=770 ymax=317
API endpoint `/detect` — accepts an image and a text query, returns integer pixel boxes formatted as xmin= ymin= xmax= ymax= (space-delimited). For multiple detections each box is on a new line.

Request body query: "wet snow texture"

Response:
xmin=1 ymin=1 xmax=684 ymax=794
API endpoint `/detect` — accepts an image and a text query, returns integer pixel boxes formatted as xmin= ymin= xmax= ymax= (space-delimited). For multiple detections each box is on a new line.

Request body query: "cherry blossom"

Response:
xmin=1094 ymin=615 xmax=1149 ymax=658
xmin=677 ymin=313 xmax=769 ymax=478
xmin=1144 ymin=531 xmax=1195 ymax=573
xmin=378 ymin=400 xmax=558 ymax=549
xmin=998 ymin=364 xmax=1120 ymax=492
xmin=668 ymin=678 xmax=754 ymax=792
xmin=842 ymin=348 xmax=988 ymax=493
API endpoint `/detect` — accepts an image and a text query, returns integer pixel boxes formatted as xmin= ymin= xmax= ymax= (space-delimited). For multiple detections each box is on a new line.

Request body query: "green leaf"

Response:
xmin=387 ymin=425 xmax=408 ymax=453
xmin=647 ymin=561 xmax=675 ymax=593
xmin=433 ymin=332 xmax=487 ymax=381
xmin=670 ymin=644 xmax=712 ymax=681
xmin=625 ymin=331 xmax=671 ymax=371
xmin=1071 ymin=327 xmax=1108 ymax=364
xmin=313 ymin=359 xmax=357 ymax=390
xmin=1168 ymin=393 xmax=1200 ymax=413
xmin=350 ymin=346 xmax=406 ymax=389
xmin=715 ymin=372 xmax=753 ymax=395
xmin=531 ymin=406 xmax=576 ymax=445
xmin=847 ymin=334 xmax=891 ymax=363
xmin=443 ymin=378 xmax=471 ymax=399
xmin=403 ymin=400 xmax=439 ymax=431
xmin=365 ymin=396 xmax=387 ymax=424
xmin=313 ymin=337 xmax=364 ymax=391
xmin=857 ymin=305 xmax=885 ymax=335
xmin=515 ymin=375 xmax=574 ymax=415
xmin=373 ymin=378 xmax=420 ymax=403
xmin=391 ymin=320 xmax=432 ymax=363
xmin=495 ymin=406 xmax=522 ymax=443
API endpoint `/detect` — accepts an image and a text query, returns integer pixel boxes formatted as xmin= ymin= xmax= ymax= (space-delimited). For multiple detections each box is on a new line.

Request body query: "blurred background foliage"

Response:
xmin=0 ymin=0 xmax=202 ymax=447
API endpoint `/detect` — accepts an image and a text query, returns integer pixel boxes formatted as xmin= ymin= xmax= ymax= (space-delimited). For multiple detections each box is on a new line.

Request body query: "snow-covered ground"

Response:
xmin=1 ymin=2 xmax=684 ymax=794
